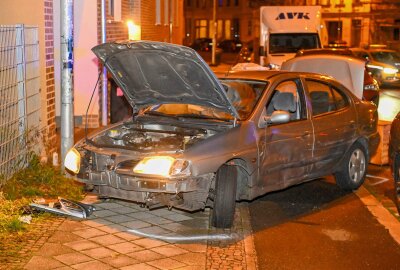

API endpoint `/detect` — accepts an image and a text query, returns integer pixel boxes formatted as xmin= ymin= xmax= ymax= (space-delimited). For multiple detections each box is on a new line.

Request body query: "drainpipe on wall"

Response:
xmin=101 ymin=0 xmax=108 ymax=126
xmin=211 ymin=0 xmax=217 ymax=66
xmin=60 ymin=0 xmax=74 ymax=171
xmin=169 ymin=0 xmax=173 ymax=43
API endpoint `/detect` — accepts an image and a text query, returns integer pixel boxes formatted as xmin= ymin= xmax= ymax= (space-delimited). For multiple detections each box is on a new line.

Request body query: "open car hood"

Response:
xmin=92 ymin=41 xmax=239 ymax=118
xmin=282 ymin=55 xmax=365 ymax=99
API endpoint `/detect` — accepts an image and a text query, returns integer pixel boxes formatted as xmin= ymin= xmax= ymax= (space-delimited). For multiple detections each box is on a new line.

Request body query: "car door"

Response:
xmin=303 ymin=78 xmax=357 ymax=177
xmin=258 ymin=77 xmax=314 ymax=192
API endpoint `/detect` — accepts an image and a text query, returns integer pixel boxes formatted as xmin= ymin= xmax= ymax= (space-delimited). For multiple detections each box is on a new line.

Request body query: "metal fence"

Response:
xmin=0 ymin=25 xmax=41 ymax=185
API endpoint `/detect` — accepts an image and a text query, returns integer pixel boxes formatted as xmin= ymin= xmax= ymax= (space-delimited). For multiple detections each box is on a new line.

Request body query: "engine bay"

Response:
xmin=90 ymin=121 xmax=222 ymax=152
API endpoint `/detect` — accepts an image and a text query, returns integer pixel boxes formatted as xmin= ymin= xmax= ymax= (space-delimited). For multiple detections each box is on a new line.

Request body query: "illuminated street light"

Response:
xmin=127 ymin=20 xmax=141 ymax=40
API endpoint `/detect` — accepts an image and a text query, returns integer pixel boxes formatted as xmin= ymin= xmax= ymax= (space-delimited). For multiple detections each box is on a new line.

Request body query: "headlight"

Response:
xmin=133 ymin=156 xmax=190 ymax=177
xmin=383 ymin=67 xmax=398 ymax=74
xmin=268 ymin=63 xmax=281 ymax=70
xmin=366 ymin=64 xmax=383 ymax=70
xmin=64 ymin=148 xmax=81 ymax=174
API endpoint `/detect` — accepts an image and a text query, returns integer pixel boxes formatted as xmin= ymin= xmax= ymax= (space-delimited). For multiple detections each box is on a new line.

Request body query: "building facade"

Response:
xmin=53 ymin=0 xmax=185 ymax=129
xmin=0 ymin=0 xmax=185 ymax=159
xmin=184 ymin=0 xmax=400 ymax=50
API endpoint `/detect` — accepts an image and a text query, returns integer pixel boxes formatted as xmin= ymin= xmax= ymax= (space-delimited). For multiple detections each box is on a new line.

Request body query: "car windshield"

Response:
xmin=144 ymin=79 xmax=267 ymax=120
xmin=269 ymin=33 xmax=320 ymax=54
xmin=371 ymin=51 xmax=400 ymax=63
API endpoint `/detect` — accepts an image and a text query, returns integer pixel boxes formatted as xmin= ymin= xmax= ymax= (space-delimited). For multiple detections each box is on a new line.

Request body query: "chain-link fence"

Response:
xmin=0 ymin=25 xmax=41 ymax=185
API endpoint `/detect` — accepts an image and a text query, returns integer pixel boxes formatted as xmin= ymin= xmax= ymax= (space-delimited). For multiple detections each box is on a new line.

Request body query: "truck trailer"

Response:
xmin=260 ymin=6 xmax=322 ymax=69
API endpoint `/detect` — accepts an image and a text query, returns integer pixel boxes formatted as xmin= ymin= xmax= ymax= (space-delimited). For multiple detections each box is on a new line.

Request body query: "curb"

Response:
xmin=240 ymin=204 xmax=258 ymax=270
xmin=355 ymin=185 xmax=400 ymax=244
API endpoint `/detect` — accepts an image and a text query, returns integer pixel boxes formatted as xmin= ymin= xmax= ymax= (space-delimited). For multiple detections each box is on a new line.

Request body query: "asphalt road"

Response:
xmin=249 ymin=177 xmax=400 ymax=270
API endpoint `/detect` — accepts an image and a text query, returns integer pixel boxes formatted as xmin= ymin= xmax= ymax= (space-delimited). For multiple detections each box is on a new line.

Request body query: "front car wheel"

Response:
xmin=211 ymin=165 xmax=237 ymax=228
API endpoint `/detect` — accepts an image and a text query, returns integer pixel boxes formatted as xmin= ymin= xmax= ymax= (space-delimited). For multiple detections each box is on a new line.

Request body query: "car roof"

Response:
xmin=215 ymin=70 xmax=331 ymax=81
xmin=297 ymin=48 xmax=353 ymax=56
xmin=351 ymin=48 xmax=396 ymax=53
xmin=368 ymin=49 xmax=397 ymax=53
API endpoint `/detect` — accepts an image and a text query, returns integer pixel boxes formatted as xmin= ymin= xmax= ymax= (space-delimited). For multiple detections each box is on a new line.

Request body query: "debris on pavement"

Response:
xmin=18 ymin=215 xmax=32 ymax=224
xmin=29 ymin=198 xmax=95 ymax=218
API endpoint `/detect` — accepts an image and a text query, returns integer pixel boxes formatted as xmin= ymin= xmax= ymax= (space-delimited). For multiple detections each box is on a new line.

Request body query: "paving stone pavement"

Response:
xmin=18 ymin=199 xmax=257 ymax=270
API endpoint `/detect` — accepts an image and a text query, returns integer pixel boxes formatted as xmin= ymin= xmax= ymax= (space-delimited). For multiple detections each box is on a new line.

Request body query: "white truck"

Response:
xmin=260 ymin=6 xmax=322 ymax=69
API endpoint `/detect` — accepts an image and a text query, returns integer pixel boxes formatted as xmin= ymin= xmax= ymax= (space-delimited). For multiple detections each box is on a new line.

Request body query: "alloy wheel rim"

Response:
xmin=348 ymin=149 xmax=366 ymax=183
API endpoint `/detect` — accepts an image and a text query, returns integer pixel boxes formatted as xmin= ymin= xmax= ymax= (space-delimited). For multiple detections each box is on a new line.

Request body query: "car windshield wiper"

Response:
xmin=142 ymin=111 xmax=179 ymax=118
xmin=175 ymin=113 xmax=233 ymax=122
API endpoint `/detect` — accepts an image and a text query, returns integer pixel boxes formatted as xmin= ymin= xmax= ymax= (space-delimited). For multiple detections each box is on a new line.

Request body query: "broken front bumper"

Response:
xmin=76 ymin=171 xmax=213 ymax=211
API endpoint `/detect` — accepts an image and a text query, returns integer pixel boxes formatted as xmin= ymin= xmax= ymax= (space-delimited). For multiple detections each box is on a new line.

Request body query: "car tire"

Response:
xmin=394 ymin=155 xmax=400 ymax=213
xmin=211 ymin=164 xmax=237 ymax=228
xmin=335 ymin=142 xmax=367 ymax=190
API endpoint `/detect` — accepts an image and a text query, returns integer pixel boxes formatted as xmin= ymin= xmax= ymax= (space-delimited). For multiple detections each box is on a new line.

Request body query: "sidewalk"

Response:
xmin=19 ymin=199 xmax=257 ymax=270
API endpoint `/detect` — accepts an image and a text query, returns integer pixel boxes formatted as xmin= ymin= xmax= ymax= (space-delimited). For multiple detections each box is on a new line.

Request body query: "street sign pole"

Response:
xmin=211 ymin=0 xmax=217 ymax=66
xmin=60 ymin=0 xmax=74 ymax=170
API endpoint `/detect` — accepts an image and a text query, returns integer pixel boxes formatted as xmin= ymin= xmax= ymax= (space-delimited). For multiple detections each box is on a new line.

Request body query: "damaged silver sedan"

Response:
xmin=65 ymin=41 xmax=379 ymax=228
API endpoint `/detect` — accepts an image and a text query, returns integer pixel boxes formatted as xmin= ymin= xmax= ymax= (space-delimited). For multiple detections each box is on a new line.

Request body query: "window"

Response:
xmin=327 ymin=21 xmax=343 ymax=43
xmin=195 ymin=20 xmax=208 ymax=38
xmin=247 ymin=20 xmax=252 ymax=36
xmin=164 ymin=0 xmax=169 ymax=25
xmin=226 ymin=0 xmax=230 ymax=6
xmin=351 ymin=20 xmax=361 ymax=47
xmin=394 ymin=20 xmax=400 ymax=41
xmin=234 ymin=0 xmax=239 ymax=6
xmin=218 ymin=0 xmax=223 ymax=7
xmin=266 ymin=79 xmax=306 ymax=122
xmin=108 ymin=0 xmax=122 ymax=22
xmin=224 ymin=20 xmax=231 ymax=39
xmin=232 ymin=18 xmax=240 ymax=39
xmin=269 ymin=33 xmax=320 ymax=54
xmin=353 ymin=51 xmax=369 ymax=61
xmin=220 ymin=79 xmax=267 ymax=119
xmin=318 ymin=0 xmax=330 ymax=6
xmin=335 ymin=0 xmax=345 ymax=7
xmin=217 ymin=20 xmax=223 ymax=39
xmin=155 ymin=0 xmax=161 ymax=25
xmin=305 ymin=80 xmax=349 ymax=116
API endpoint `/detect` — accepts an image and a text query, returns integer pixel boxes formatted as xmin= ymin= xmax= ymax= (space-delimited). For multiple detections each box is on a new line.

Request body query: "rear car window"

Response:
xmin=305 ymin=79 xmax=349 ymax=116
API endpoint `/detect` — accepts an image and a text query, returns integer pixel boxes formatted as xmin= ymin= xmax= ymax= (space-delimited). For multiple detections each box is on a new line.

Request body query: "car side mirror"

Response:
xmin=259 ymin=110 xmax=290 ymax=128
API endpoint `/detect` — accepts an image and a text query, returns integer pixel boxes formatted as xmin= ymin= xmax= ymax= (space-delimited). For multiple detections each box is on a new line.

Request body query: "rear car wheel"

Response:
xmin=335 ymin=142 xmax=367 ymax=190
xmin=211 ymin=165 xmax=237 ymax=228
xmin=394 ymin=156 xmax=400 ymax=213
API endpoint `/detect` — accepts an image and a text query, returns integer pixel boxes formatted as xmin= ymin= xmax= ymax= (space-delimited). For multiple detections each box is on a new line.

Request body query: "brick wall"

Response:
xmin=44 ymin=0 xmax=56 ymax=152
xmin=93 ymin=0 xmax=184 ymax=126
xmin=141 ymin=0 xmax=169 ymax=42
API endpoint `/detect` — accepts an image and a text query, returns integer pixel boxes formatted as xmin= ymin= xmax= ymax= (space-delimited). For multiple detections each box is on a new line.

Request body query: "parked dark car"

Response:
xmin=351 ymin=48 xmax=400 ymax=86
xmin=218 ymin=39 xmax=242 ymax=53
xmin=293 ymin=48 xmax=380 ymax=106
xmin=389 ymin=111 xmax=400 ymax=213
xmin=189 ymin=38 xmax=213 ymax=52
xmin=65 ymin=41 xmax=379 ymax=228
